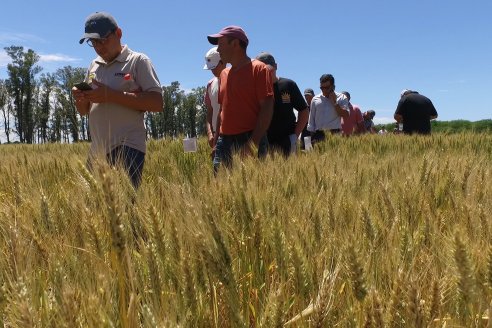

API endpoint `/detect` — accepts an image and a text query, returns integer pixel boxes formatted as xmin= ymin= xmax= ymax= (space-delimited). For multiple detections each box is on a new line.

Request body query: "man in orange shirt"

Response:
xmin=207 ymin=26 xmax=274 ymax=172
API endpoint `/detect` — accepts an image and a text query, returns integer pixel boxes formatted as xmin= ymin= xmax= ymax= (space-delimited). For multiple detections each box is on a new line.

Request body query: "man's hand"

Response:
xmin=83 ymin=80 xmax=114 ymax=104
xmin=72 ymin=87 xmax=90 ymax=104
xmin=328 ymin=89 xmax=337 ymax=105
xmin=208 ymin=132 xmax=215 ymax=148
xmin=72 ymin=87 xmax=91 ymax=115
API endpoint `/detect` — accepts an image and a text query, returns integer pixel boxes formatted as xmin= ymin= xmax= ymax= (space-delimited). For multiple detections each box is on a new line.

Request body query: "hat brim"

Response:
xmin=203 ymin=63 xmax=218 ymax=70
xmin=79 ymin=32 xmax=103 ymax=44
xmin=207 ymin=34 xmax=222 ymax=45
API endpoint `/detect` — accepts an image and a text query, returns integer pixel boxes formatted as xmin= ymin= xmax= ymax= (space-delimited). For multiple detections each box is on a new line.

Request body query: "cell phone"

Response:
xmin=74 ymin=82 xmax=92 ymax=91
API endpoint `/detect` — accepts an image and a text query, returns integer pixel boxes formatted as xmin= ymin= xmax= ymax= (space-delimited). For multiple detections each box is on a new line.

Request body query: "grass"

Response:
xmin=0 ymin=132 xmax=491 ymax=327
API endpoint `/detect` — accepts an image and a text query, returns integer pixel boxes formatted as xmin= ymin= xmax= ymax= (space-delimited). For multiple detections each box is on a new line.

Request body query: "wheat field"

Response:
xmin=0 ymin=133 xmax=491 ymax=327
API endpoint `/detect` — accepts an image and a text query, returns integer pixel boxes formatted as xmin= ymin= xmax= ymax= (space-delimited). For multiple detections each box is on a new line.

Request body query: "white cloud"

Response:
xmin=373 ymin=117 xmax=395 ymax=125
xmin=0 ymin=51 xmax=10 ymax=67
xmin=0 ymin=50 xmax=80 ymax=74
xmin=0 ymin=31 xmax=80 ymax=72
xmin=39 ymin=53 xmax=79 ymax=63
xmin=0 ymin=32 xmax=45 ymax=44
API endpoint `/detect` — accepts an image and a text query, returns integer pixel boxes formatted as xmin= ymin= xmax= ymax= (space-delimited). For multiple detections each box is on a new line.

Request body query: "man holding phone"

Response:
xmin=307 ymin=74 xmax=349 ymax=144
xmin=72 ymin=12 xmax=163 ymax=189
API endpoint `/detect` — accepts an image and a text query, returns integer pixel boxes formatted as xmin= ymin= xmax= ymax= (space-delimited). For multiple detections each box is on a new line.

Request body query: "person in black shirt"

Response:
xmin=256 ymin=52 xmax=308 ymax=157
xmin=394 ymin=89 xmax=438 ymax=134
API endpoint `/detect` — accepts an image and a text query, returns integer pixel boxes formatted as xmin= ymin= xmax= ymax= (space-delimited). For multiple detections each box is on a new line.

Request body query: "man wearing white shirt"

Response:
xmin=307 ymin=74 xmax=349 ymax=144
xmin=203 ymin=47 xmax=226 ymax=151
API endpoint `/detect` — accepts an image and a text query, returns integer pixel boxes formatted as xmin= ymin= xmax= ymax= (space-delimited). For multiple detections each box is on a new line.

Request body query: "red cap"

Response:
xmin=207 ymin=25 xmax=249 ymax=46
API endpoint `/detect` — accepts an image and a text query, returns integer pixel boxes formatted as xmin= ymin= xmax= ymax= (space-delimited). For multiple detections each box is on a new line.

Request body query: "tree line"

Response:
xmin=376 ymin=119 xmax=492 ymax=134
xmin=0 ymin=46 xmax=207 ymax=144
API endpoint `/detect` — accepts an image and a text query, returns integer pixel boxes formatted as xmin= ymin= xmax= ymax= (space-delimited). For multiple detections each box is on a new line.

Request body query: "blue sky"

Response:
xmin=1 ymin=0 xmax=491 ymax=124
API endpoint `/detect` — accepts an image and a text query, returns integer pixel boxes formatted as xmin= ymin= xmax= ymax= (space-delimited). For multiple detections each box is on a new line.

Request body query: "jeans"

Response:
xmin=213 ymin=131 xmax=268 ymax=172
xmin=87 ymin=145 xmax=145 ymax=189
xmin=107 ymin=145 xmax=145 ymax=189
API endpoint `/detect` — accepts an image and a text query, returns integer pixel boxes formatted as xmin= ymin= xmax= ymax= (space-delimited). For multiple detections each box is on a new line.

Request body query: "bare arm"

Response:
xmin=334 ymin=103 xmax=349 ymax=118
xmin=114 ymin=90 xmax=163 ymax=112
xmin=250 ymin=95 xmax=274 ymax=147
xmin=204 ymin=86 xmax=215 ymax=147
xmin=213 ymin=106 xmax=222 ymax=146
xmin=295 ymin=108 xmax=309 ymax=137
xmin=79 ymin=80 xmax=163 ymax=113
xmin=329 ymin=91 xmax=349 ymax=118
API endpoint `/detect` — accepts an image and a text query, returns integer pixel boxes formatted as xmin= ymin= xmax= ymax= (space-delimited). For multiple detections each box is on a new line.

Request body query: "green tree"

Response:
xmin=55 ymin=66 xmax=86 ymax=142
xmin=150 ymin=84 xmax=207 ymax=138
xmin=4 ymin=46 xmax=42 ymax=143
xmin=36 ymin=73 xmax=57 ymax=143
xmin=193 ymin=86 xmax=207 ymax=136
xmin=161 ymin=81 xmax=184 ymax=137
xmin=49 ymin=102 xmax=64 ymax=143
xmin=184 ymin=86 xmax=206 ymax=137
xmin=0 ymin=79 xmax=13 ymax=143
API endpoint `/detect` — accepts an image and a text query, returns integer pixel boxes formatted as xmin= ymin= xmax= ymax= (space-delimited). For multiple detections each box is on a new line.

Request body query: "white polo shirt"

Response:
xmin=307 ymin=92 xmax=349 ymax=132
xmin=86 ymin=45 xmax=161 ymax=155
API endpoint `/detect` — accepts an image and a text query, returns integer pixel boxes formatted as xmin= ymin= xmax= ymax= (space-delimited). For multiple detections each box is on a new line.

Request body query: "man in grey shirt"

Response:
xmin=72 ymin=12 xmax=163 ymax=189
xmin=307 ymin=74 xmax=349 ymax=144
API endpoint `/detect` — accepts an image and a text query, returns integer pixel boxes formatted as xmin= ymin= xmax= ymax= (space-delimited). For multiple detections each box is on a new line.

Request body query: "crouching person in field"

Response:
xmin=72 ymin=12 xmax=163 ymax=189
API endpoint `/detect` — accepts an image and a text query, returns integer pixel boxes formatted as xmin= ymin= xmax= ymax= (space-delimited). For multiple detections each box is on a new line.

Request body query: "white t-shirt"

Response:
xmin=207 ymin=77 xmax=220 ymax=132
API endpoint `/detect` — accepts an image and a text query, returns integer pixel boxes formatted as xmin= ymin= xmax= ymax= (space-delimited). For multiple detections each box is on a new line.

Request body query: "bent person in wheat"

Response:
xmin=72 ymin=12 xmax=163 ymax=189
xmin=394 ymin=89 xmax=438 ymax=135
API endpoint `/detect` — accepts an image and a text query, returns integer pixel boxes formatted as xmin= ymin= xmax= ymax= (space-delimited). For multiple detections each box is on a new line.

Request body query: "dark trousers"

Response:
xmin=107 ymin=145 xmax=145 ymax=189
xmin=311 ymin=129 xmax=340 ymax=144
xmin=311 ymin=130 xmax=326 ymax=144
xmin=268 ymin=134 xmax=291 ymax=157
xmin=88 ymin=145 xmax=145 ymax=189
xmin=213 ymin=131 xmax=268 ymax=172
